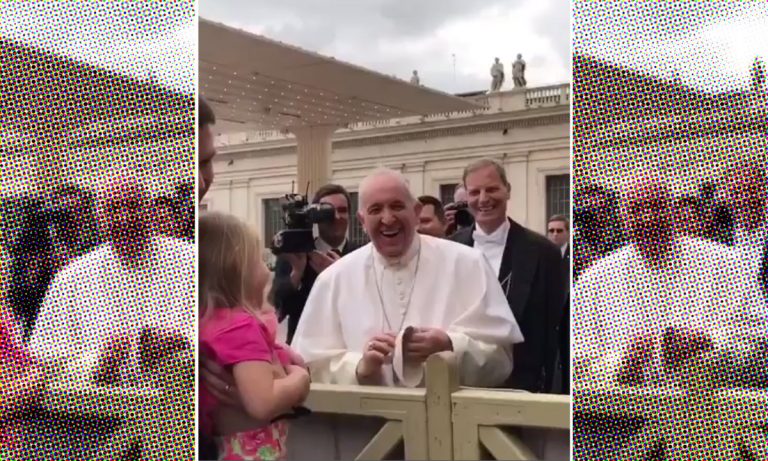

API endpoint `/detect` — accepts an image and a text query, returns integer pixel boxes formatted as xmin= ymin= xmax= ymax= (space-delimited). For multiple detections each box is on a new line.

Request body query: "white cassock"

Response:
xmin=29 ymin=236 xmax=195 ymax=387
xmin=292 ymin=234 xmax=523 ymax=388
xmin=574 ymin=236 xmax=767 ymax=385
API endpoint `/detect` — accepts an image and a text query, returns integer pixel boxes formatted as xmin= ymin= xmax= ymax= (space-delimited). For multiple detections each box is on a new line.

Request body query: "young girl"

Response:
xmin=199 ymin=212 xmax=310 ymax=461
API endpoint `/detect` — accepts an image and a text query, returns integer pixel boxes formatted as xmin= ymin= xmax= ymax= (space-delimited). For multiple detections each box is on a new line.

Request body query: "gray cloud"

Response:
xmin=201 ymin=0 xmax=569 ymax=93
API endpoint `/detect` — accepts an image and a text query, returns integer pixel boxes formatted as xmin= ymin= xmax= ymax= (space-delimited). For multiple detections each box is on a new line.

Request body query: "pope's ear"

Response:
xmin=357 ymin=209 xmax=365 ymax=225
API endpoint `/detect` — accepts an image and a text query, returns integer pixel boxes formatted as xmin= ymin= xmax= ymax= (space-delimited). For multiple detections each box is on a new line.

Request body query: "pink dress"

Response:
xmin=0 ymin=319 xmax=32 ymax=450
xmin=200 ymin=309 xmax=292 ymax=461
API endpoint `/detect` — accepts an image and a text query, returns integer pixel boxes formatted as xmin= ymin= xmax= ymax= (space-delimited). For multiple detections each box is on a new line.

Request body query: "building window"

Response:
xmin=263 ymin=198 xmax=283 ymax=249
xmin=546 ymin=174 xmax=571 ymax=222
xmin=348 ymin=192 xmax=369 ymax=248
xmin=439 ymin=183 xmax=459 ymax=205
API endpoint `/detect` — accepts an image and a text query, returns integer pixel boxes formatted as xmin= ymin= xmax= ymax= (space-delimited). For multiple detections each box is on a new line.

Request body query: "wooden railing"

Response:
xmin=292 ymin=352 xmax=571 ymax=460
xmin=573 ymin=356 xmax=768 ymax=460
xmin=39 ymin=349 xmax=194 ymax=460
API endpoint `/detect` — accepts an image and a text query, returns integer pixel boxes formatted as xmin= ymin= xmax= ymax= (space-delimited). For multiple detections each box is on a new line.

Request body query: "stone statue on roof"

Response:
xmin=490 ymin=58 xmax=504 ymax=91
xmin=512 ymin=54 xmax=527 ymax=88
xmin=752 ymin=57 xmax=765 ymax=93
xmin=410 ymin=70 xmax=420 ymax=85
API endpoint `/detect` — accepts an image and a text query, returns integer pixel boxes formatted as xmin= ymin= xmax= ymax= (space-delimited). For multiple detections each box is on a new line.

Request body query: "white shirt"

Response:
xmin=29 ymin=236 xmax=195 ymax=385
xmin=292 ymin=234 xmax=523 ymax=388
xmin=574 ymin=236 xmax=766 ymax=385
xmin=561 ymin=243 xmax=568 ymax=258
xmin=472 ymin=220 xmax=510 ymax=276
xmin=314 ymin=237 xmax=346 ymax=254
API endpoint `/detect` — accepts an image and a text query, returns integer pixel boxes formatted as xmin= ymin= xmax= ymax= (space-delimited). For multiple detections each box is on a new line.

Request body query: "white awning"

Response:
xmin=199 ymin=18 xmax=482 ymax=134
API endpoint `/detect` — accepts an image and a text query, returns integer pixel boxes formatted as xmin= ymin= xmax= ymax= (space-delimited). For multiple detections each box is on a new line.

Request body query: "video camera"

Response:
xmin=270 ymin=193 xmax=336 ymax=255
xmin=444 ymin=201 xmax=474 ymax=228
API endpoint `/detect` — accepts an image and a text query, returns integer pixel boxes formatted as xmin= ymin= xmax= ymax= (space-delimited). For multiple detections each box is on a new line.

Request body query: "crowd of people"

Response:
xmin=196 ymin=98 xmax=570 ymax=460
xmin=573 ymin=163 xmax=768 ymax=390
xmin=0 ymin=175 xmax=197 ymax=458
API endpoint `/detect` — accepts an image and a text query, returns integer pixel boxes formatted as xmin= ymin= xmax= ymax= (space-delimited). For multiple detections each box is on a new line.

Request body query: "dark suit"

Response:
xmin=452 ymin=218 xmax=567 ymax=392
xmin=559 ymin=244 xmax=570 ymax=395
xmin=270 ymin=240 xmax=357 ymax=344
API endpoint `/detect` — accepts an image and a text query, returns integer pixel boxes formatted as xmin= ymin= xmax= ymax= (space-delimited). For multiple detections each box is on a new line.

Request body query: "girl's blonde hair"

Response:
xmin=199 ymin=212 xmax=269 ymax=318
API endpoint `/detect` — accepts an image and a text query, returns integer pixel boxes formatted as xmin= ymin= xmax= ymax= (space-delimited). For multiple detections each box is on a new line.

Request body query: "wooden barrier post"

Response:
xmin=425 ymin=352 xmax=459 ymax=460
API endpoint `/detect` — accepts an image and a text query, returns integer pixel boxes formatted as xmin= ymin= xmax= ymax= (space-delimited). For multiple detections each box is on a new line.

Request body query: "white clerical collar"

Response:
xmin=372 ymin=234 xmax=421 ymax=268
xmin=473 ymin=219 xmax=510 ymax=246
xmin=315 ymin=237 xmax=346 ymax=254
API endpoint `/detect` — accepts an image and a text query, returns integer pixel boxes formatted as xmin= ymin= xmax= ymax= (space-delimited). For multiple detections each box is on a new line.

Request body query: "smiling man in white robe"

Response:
xmin=292 ymin=168 xmax=523 ymax=388
xmin=574 ymin=175 xmax=767 ymax=388
xmin=29 ymin=174 xmax=195 ymax=387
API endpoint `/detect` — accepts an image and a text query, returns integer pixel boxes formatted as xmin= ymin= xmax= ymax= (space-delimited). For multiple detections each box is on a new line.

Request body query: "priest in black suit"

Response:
xmin=270 ymin=184 xmax=358 ymax=343
xmin=451 ymin=159 xmax=567 ymax=393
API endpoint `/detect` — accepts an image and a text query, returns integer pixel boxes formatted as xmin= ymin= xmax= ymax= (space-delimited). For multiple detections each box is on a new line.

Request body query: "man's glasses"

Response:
xmin=548 ymin=228 xmax=565 ymax=234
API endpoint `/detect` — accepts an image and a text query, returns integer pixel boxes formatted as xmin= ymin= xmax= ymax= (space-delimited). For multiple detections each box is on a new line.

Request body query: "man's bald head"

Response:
xmin=359 ymin=169 xmax=416 ymax=209
xmin=621 ymin=176 xmax=675 ymax=260
xmin=357 ymin=168 xmax=421 ymax=258
xmin=97 ymin=174 xmax=152 ymax=262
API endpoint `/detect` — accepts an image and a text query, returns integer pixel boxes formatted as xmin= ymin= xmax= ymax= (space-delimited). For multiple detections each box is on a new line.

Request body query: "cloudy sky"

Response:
xmin=200 ymin=0 xmax=570 ymax=94
xmin=0 ymin=1 xmax=195 ymax=93
xmin=574 ymin=1 xmax=768 ymax=92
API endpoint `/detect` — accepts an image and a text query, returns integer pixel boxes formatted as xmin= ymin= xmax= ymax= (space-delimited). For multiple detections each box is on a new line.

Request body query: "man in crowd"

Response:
xmin=726 ymin=159 xmax=766 ymax=279
xmin=444 ymin=184 xmax=473 ymax=236
xmin=292 ymin=168 xmax=522 ymax=387
xmin=451 ymin=159 xmax=566 ymax=392
xmin=547 ymin=214 xmax=571 ymax=394
xmin=270 ymin=184 xmax=358 ymax=344
xmin=197 ymin=97 xmax=219 ymax=461
xmin=574 ymin=174 xmax=766 ymax=388
xmin=199 ymin=97 xmax=217 ymax=201
xmin=29 ymin=175 xmax=194 ymax=387
xmin=547 ymin=214 xmax=570 ymax=261
xmin=416 ymin=195 xmax=447 ymax=238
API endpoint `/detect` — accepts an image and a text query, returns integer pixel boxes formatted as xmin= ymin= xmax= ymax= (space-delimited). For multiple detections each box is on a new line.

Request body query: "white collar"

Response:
xmin=315 ymin=237 xmax=347 ymax=254
xmin=473 ymin=219 xmax=510 ymax=245
xmin=372 ymin=233 xmax=421 ymax=269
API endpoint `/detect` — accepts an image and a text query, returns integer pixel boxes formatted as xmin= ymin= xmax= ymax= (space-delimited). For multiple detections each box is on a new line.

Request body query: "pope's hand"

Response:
xmin=200 ymin=355 xmax=242 ymax=407
xmin=404 ymin=328 xmax=453 ymax=363
xmin=662 ymin=326 xmax=714 ymax=370
xmin=95 ymin=335 xmax=132 ymax=385
xmin=140 ymin=327 xmax=189 ymax=368
xmin=356 ymin=333 xmax=396 ymax=384
xmin=617 ymin=334 xmax=655 ymax=386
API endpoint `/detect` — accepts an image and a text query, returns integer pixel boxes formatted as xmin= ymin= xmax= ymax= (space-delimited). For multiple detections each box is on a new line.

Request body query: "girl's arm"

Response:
xmin=232 ymin=361 xmax=310 ymax=422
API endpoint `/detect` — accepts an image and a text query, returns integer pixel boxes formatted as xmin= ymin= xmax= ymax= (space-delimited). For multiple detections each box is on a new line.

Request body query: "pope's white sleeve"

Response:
xmin=29 ymin=267 xmax=83 ymax=365
xmin=446 ymin=253 xmax=521 ymax=388
xmin=291 ymin=272 xmax=363 ymax=385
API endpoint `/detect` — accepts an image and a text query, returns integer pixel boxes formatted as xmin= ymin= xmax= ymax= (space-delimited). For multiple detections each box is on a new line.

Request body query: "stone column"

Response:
xmin=291 ymin=125 xmax=337 ymax=199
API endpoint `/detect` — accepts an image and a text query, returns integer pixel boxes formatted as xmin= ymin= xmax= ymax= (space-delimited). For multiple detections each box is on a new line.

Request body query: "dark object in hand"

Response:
xmin=140 ymin=327 xmax=189 ymax=368
xmin=661 ymin=326 xmax=714 ymax=370
xmin=445 ymin=201 xmax=474 ymax=228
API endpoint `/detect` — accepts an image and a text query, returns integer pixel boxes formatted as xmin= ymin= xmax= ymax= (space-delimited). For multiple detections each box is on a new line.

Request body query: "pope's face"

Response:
xmin=99 ymin=181 xmax=151 ymax=252
xmin=359 ymin=177 xmax=421 ymax=258
xmin=624 ymin=180 xmax=673 ymax=247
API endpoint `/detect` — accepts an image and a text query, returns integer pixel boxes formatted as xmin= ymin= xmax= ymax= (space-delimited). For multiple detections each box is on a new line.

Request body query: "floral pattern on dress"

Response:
xmin=217 ymin=421 xmax=289 ymax=461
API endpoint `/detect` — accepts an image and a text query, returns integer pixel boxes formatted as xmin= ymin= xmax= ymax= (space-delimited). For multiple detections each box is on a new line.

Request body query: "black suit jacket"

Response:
xmin=270 ymin=240 xmax=358 ymax=344
xmin=452 ymin=218 xmax=567 ymax=392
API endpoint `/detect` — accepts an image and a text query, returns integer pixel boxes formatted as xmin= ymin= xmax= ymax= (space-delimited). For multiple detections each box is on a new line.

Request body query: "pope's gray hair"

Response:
xmin=358 ymin=168 xmax=416 ymax=209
